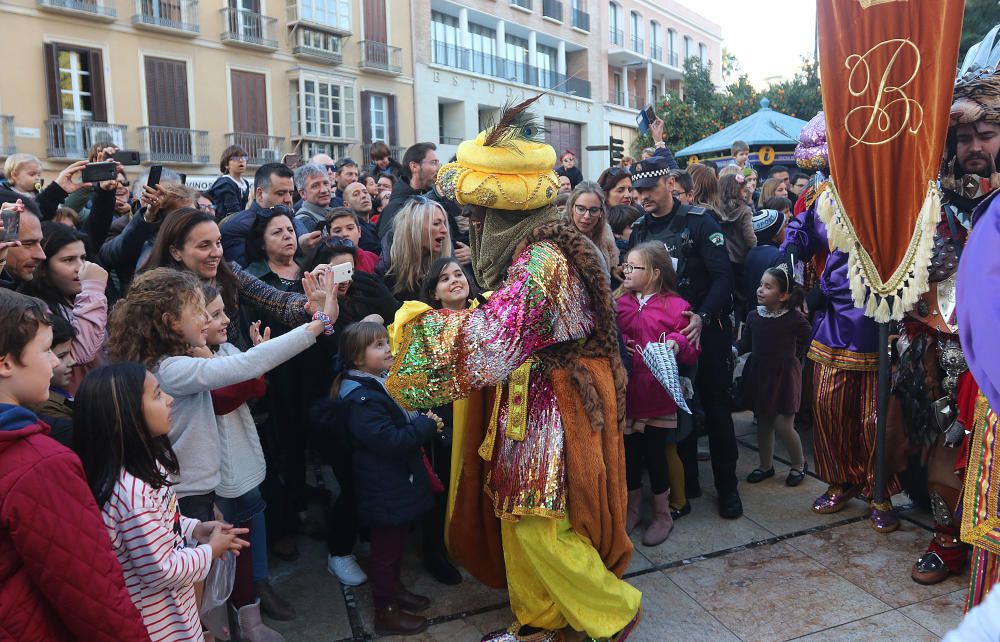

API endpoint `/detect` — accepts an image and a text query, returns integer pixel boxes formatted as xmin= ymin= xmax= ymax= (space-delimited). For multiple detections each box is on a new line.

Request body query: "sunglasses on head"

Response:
xmin=323 ymin=237 xmax=356 ymax=249
xmin=257 ymin=205 xmax=293 ymax=219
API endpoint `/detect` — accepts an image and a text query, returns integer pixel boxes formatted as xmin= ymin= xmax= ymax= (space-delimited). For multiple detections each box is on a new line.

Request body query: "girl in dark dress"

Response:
xmin=738 ymin=266 xmax=812 ymax=486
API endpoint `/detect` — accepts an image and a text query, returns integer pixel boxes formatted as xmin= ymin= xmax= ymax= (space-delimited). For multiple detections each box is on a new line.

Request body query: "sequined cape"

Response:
xmin=386 ymin=240 xmax=594 ymax=521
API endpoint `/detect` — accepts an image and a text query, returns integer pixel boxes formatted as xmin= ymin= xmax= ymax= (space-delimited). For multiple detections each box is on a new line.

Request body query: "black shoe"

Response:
xmin=718 ymin=490 xmax=743 ymax=519
xmin=670 ymin=503 xmax=692 ymax=520
xmin=746 ymin=467 xmax=775 ymax=484
xmin=786 ymin=463 xmax=808 ymax=487
xmin=424 ymin=554 xmax=462 ymax=585
xmin=686 ymin=481 xmax=703 ymax=499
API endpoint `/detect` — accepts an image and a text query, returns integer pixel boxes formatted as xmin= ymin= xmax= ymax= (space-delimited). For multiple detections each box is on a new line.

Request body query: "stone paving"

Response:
xmin=263 ymin=413 xmax=970 ymax=641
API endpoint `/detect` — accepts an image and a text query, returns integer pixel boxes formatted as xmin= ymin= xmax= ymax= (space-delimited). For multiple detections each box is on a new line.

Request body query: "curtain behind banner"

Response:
xmin=816 ymin=0 xmax=963 ymax=321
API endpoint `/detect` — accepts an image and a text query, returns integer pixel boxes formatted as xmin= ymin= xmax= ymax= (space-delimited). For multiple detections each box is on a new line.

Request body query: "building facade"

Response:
xmin=603 ymin=0 xmax=722 ymax=157
xmin=1 ymin=0 xmax=415 ymax=186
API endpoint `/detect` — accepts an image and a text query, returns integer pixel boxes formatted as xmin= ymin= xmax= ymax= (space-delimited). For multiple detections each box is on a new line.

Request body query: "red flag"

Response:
xmin=816 ymin=0 xmax=963 ymax=321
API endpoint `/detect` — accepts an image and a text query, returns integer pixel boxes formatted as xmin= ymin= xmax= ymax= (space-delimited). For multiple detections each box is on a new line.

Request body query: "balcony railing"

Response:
xmin=651 ymin=45 xmax=662 ymax=61
xmin=292 ymin=27 xmax=342 ymax=64
xmin=0 ymin=116 xmax=14 ymax=157
xmin=359 ymin=40 xmax=402 ymax=74
xmin=132 ymin=0 xmax=199 ymax=34
xmin=432 ymin=41 xmax=591 ymax=99
xmin=45 ymin=119 xmax=127 ymax=159
xmin=510 ymin=0 xmax=531 ymax=9
xmin=609 ymin=28 xmax=623 ymax=47
xmin=358 ymin=142 xmax=406 ymax=164
xmin=220 ymin=8 xmax=277 ymax=49
xmin=571 ymin=8 xmax=589 ymax=31
xmin=630 ymin=35 xmax=643 ymax=54
xmin=542 ymin=0 xmax=561 ymax=21
xmin=607 ymin=91 xmax=642 ymax=109
xmin=226 ymin=133 xmax=285 ymax=166
xmin=138 ymin=126 xmax=209 ymax=164
xmin=438 ymin=136 xmax=463 ymax=146
xmin=37 ymin=0 xmax=116 ymax=19
xmin=667 ymin=51 xmax=679 ymax=67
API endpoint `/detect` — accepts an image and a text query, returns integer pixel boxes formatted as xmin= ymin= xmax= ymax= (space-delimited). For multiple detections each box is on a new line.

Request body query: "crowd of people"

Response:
xmin=3 ymin=31 xmax=1000 ymax=635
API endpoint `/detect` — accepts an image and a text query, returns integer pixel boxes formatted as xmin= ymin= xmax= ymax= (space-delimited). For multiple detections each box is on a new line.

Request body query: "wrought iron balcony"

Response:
xmin=292 ymin=27 xmax=343 ymax=64
xmin=220 ymin=8 xmax=277 ymax=50
xmin=132 ymin=0 xmax=199 ymax=34
xmin=359 ymin=40 xmax=402 ymax=75
xmin=510 ymin=0 xmax=531 ymax=10
xmin=138 ymin=126 xmax=209 ymax=164
xmin=609 ymin=28 xmax=623 ymax=47
xmin=45 ymin=119 xmax=127 ymax=159
xmin=571 ymin=8 xmax=589 ymax=31
xmin=0 ymin=116 xmax=14 ymax=157
xmin=542 ymin=0 xmax=562 ymax=21
xmin=37 ymin=0 xmax=116 ymax=20
xmin=432 ymin=41 xmax=591 ymax=99
xmin=630 ymin=35 xmax=643 ymax=54
xmin=226 ymin=133 xmax=285 ymax=166
xmin=667 ymin=51 xmax=679 ymax=67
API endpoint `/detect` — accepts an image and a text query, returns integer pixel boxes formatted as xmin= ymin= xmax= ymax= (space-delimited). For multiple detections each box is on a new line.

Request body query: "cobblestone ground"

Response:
xmin=264 ymin=412 xmax=968 ymax=641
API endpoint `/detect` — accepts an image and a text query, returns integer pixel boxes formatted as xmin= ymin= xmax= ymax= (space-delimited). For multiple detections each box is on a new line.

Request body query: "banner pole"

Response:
xmin=873 ymin=321 xmax=890 ymax=504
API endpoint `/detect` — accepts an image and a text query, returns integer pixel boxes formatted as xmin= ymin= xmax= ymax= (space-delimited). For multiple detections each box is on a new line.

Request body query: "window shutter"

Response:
xmin=88 ymin=49 xmax=107 ymax=122
xmin=146 ymin=57 xmax=189 ymax=128
xmin=44 ymin=43 xmax=61 ymax=117
xmin=387 ymin=94 xmax=397 ymax=146
xmin=360 ymin=90 xmax=372 ymax=144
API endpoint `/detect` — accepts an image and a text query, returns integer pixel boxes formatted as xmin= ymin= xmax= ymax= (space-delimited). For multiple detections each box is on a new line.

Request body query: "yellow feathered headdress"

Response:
xmin=436 ymin=94 xmax=559 ymax=212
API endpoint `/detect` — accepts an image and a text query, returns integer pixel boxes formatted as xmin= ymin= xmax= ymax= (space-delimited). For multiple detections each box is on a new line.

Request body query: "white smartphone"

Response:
xmin=331 ymin=262 xmax=354 ymax=284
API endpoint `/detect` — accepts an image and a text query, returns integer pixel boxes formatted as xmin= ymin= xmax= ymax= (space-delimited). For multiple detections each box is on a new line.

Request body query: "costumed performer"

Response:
xmin=385 ymin=96 xmax=642 ymax=642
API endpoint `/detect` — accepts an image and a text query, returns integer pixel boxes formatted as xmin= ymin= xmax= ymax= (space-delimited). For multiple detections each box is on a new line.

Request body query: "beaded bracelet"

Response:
xmin=312 ymin=311 xmax=335 ymax=336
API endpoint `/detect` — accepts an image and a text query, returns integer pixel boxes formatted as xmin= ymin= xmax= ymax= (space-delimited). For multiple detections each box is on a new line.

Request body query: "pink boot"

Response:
xmin=642 ymin=491 xmax=674 ymax=546
xmin=627 ymin=489 xmax=642 ymax=534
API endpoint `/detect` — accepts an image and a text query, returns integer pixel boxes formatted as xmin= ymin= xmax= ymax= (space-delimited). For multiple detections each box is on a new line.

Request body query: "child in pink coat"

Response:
xmin=616 ymin=241 xmax=699 ymax=546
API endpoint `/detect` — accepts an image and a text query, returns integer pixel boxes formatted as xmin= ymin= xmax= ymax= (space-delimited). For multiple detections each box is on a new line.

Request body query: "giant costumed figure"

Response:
xmin=385 ymin=96 xmax=642 ymax=642
xmin=901 ymin=26 xmax=1000 ymax=586
xmin=954 ymin=25 xmax=1000 ymax=609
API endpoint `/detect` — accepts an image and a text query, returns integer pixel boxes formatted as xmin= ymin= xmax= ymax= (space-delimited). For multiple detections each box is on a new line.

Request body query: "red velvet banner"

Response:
xmin=815 ymin=0 xmax=963 ymax=321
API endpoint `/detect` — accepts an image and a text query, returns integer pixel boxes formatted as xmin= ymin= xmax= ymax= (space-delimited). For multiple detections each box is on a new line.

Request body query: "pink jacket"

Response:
xmin=60 ymin=278 xmax=108 ymax=394
xmin=616 ymin=291 xmax=700 ymax=418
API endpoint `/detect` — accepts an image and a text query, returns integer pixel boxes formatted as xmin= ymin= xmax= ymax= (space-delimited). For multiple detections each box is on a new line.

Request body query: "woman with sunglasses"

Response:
xmin=564 ymin=181 xmax=619 ymax=276
xmin=206 ymin=145 xmax=251 ymax=220
xmin=597 ymin=166 xmax=635 ymax=208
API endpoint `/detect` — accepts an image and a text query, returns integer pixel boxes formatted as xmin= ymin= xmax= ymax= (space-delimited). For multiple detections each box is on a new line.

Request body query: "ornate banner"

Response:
xmin=815 ymin=0 xmax=963 ymax=321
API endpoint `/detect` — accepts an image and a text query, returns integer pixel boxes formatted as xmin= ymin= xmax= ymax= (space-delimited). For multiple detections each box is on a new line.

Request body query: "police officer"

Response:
xmin=629 ymin=157 xmax=743 ymax=519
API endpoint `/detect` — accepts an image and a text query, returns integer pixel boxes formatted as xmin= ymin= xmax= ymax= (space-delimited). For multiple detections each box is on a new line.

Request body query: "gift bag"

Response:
xmin=640 ymin=334 xmax=691 ymax=414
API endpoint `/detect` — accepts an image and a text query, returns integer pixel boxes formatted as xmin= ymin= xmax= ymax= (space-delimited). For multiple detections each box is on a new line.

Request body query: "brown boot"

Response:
xmin=394 ymin=586 xmax=430 ymax=612
xmin=255 ymin=579 xmax=296 ymax=621
xmin=374 ymin=604 xmax=428 ymax=636
xmin=626 ymin=489 xmax=642 ymax=534
xmin=642 ymin=491 xmax=674 ymax=546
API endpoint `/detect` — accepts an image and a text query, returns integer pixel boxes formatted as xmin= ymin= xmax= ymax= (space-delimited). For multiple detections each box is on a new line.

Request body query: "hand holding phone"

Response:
xmin=331 ymin=261 xmax=354 ymax=284
xmin=1 ymin=201 xmax=22 ymax=242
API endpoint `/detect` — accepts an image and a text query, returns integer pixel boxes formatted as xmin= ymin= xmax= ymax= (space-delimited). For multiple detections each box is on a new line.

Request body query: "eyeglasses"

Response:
xmin=232 ymin=156 xmax=248 ymax=163
xmin=607 ymin=166 xmax=630 ymax=178
xmin=573 ymin=204 xmax=603 ymax=217
xmin=197 ymin=203 xmax=216 ymax=212
xmin=622 ymin=264 xmax=647 ymax=275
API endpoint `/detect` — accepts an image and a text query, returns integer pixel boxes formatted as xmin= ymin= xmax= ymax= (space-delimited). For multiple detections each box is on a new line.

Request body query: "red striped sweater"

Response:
xmin=101 ymin=468 xmax=212 ymax=642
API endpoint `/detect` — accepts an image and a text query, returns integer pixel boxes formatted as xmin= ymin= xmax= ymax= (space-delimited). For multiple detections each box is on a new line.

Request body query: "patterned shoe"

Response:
xmin=811 ymin=484 xmax=859 ymax=514
xmin=869 ymin=501 xmax=900 ymax=533
xmin=482 ymin=623 xmax=563 ymax=642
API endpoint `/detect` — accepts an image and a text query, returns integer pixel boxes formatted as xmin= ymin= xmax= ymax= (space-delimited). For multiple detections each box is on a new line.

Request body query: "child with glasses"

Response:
xmin=616 ymin=242 xmax=700 ymax=546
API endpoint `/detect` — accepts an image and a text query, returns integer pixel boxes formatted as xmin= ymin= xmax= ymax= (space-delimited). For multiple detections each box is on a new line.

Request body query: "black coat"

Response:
xmin=206 ymin=176 xmax=250 ymax=221
xmin=337 ymin=375 xmax=436 ymax=527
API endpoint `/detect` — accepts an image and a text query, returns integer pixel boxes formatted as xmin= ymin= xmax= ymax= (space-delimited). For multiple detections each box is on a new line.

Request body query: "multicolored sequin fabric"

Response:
xmin=386 ymin=241 xmax=594 ymax=520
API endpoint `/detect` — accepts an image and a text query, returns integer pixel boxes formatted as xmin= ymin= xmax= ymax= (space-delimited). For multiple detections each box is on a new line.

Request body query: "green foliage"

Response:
xmin=960 ymin=0 xmax=1000 ymax=60
xmin=631 ymin=56 xmax=824 ymax=159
